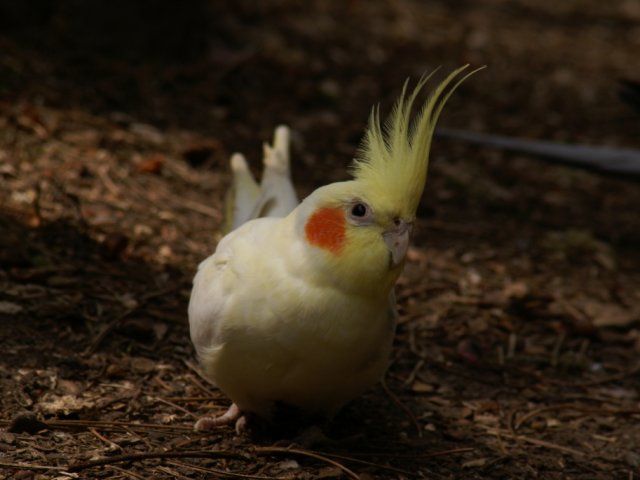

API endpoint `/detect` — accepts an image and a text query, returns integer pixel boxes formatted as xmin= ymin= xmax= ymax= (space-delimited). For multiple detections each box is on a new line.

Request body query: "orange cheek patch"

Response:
xmin=305 ymin=207 xmax=346 ymax=255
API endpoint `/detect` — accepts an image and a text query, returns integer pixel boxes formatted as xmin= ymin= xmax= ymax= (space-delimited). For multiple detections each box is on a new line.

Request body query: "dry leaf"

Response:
xmin=462 ymin=458 xmax=487 ymax=468
xmin=0 ymin=431 xmax=16 ymax=444
xmin=502 ymin=280 xmax=529 ymax=299
xmin=546 ymin=418 xmax=561 ymax=428
xmin=130 ymin=122 xmax=165 ymax=145
xmin=474 ymin=414 xmax=499 ymax=426
xmin=314 ymin=466 xmax=343 ymax=479
xmin=581 ymin=299 xmax=638 ymax=328
xmin=0 ymin=301 xmax=23 ymax=314
xmin=411 ymin=381 xmax=434 ymax=393
xmin=130 ymin=356 xmax=156 ymax=374
xmin=136 ymin=154 xmax=164 ymax=174
xmin=56 ymin=379 xmax=82 ymax=396
xmin=152 ymin=412 xmax=178 ymax=424
xmin=152 ymin=322 xmax=169 ymax=340
xmin=37 ymin=394 xmax=96 ymax=415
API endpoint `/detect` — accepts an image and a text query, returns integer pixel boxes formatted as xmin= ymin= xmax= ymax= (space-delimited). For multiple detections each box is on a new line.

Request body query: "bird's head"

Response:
xmin=294 ymin=66 xmax=480 ymax=296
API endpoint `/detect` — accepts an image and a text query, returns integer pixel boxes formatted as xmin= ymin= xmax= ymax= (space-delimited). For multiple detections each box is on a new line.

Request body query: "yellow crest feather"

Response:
xmin=351 ymin=65 xmax=483 ymax=219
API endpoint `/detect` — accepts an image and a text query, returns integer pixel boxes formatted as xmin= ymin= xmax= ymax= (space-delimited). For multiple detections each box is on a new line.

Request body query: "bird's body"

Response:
xmin=190 ymin=184 xmax=398 ymax=419
xmin=190 ymin=217 xmax=394 ymax=418
xmin=189 ymin=66 xmax=479 ymax=430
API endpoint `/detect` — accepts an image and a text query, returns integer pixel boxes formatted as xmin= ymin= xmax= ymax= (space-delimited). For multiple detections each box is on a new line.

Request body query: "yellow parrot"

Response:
xmin=189 ymin=66 xmax=480 ymax=432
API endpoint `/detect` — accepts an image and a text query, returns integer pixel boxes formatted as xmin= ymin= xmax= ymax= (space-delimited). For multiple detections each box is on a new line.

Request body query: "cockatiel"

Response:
xmin=189 ymin=66 xmax=479 ymax=432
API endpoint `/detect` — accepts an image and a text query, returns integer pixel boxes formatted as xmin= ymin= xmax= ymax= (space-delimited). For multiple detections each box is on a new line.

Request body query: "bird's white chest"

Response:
xmin=189 ymin=236 xmax=395 ymax=417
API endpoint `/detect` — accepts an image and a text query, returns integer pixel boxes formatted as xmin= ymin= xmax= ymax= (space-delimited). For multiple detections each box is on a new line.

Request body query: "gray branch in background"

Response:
xmin=436 ymin=128 xmax=640 ymax=178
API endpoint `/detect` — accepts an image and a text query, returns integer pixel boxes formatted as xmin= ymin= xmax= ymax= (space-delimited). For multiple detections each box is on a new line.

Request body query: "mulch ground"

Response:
xmin=1 ymin=1 xmax=640 ymax=478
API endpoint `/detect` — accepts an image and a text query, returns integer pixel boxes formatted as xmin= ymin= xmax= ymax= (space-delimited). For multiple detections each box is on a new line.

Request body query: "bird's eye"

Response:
xmin=351 ymin=203 xmax=367 ymax=217
xmin=347 ymin=201 xmax=374 ymax=226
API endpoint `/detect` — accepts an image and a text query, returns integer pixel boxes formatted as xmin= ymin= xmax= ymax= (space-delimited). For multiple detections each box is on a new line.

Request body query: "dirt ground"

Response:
xmin=1 ymin=1 xmax=640 ymax=478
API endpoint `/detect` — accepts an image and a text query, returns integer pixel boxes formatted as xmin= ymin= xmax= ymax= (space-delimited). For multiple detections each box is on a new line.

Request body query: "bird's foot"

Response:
xmin=194 ymin=403 xmax=248 ymax=434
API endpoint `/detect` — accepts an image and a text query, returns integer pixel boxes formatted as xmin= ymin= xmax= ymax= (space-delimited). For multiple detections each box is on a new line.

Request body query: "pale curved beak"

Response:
xmin=383 ymin=219 xmax=412 ymax=267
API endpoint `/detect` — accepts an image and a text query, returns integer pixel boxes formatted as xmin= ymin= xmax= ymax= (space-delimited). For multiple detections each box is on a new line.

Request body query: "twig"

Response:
xmin=67 ymin=450 xmax=243 ymax=473
xmin=514 ymin=403 xmax=574 ymax=431
xmin=403 ymin=359 xmax=425 ymax=387
xmin=89 ymin=427 xmax=123 ymax=452
xmin=254 ymin=446 xmax=360 ymax=480
xmin=43 ymin=418 xmax=194 ymax=432
xmin=513 ymin=434 xmax=586 ymax=457
xmin=514 ymin=403 xmax=640 ymax=431
xmin=318 ymin=451 xmax=416 ymax=476
xmin=83 ymin=306 xmax=138 ymax=355
xmin=32 ymin=181 xmax=46 ymax=226
xmin=494 ymin=429 xmax=508 ymax=455
xmin=95 ymin=164 xmax=123 ymax=198
xmin=326 ymin=447 xmax=474 ymax=459
xmin=0 ymin=461 xmax=65 ymax=471
xmin=164 ymin=396 xmax=220 ymax=402
xmin=157 ymin=465 xmax=195 ymax=480
xmin=153 ymin=396 xmax=199 ymax=419
xmin=123 ymin=426 xmax=154 ymax=449
xmin=484 ymin=428 xmax=585 ymax=457
xmin=84 ymin=285 xmax=181 ymax=354
xmin=550 ymin=331 xmax=566 ymax=367
xmin=507 ymin=332 xmax=517 ymax=358
xmin=168 ymin=459 xmax=277 ymax=479
xmin=556 ymin=298 xmax=590 ymax=326
xmin=436 ymin=127 xmax=640 ymax=178
xmin=381 ymin=377 xmax=423 ymax=438
xmin=422 ymin=447 xmax=475 ymax=458
xmin=69 ymin=447 xmax=366 ymax=479
xmin=169 ymin=194 xmax=222 ymax=220
xmin=576 ymin=363 xmax=640 ymax=387
xmin=184 ymin=359 xmax=218 ymax=388
xmin=110 ymin=465 xmax=148 ymax=480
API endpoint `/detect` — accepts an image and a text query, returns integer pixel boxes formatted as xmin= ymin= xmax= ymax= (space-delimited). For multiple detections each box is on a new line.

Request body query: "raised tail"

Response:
xmin=251 ymin=125 xmax=299 ymax=219
xmin=223 ymin=125 xmax=299 ymax=233
xmin=222 ymin=153 xmax=260 ymax=233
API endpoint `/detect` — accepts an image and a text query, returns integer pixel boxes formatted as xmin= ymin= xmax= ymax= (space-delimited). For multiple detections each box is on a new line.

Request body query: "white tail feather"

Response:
xmin=224 ymin=126 xmax=299 ymax=232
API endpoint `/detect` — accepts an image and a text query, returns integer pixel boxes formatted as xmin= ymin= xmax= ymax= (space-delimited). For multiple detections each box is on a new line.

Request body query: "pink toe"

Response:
xmin=194 ymin=403 xmax=243 ymax=431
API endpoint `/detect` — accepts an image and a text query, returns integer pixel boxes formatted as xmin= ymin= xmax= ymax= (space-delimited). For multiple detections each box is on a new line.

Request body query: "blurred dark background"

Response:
xmin=1 ymin=0 xmax=638 ymax=265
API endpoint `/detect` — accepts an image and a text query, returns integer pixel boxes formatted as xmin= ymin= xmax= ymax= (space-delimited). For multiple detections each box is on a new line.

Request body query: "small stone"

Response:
xmin=7 ymin=412 xmax=48 ymax=434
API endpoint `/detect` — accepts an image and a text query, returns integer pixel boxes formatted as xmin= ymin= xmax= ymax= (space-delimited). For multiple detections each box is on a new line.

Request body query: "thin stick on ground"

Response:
xmin=83 ymin=285 xmax=182 ymax=354
xmin=255 ymin=446 xmax=361 ymax=480
xmin=381 ymin=377 xmax=423 ymax=438
xmin=485 ymin=429 xmax=586 ymax=457
xmin=184 ymin=359 xmax=218 ymax=389
xmin=318 ymin=447 xmax=474 ymax=459
xmin=168 ymin=459 xmax=279 ymax=480
xmin=153 ymin=395 xmax=200 ymax=419
xmin=422 ymin=447 xmax=476 ymax=458
xmin=110 ymin=465 xmax=149 ymax=480
xmin=317 ymin=451 xmax=416 ymax=476
xmin=157 ymin=465 xmax=195 ymax=480
xmin=67 ymin=450 xmax=244 ymax=473
xmin=514 ymin=403 xmax=640 ymax=431
xmin=89 ymin=427 xmax=123 ymax=452
xmin=42 ymin=419 xmax=195 ymax=432
xmin=0 ymin=461 xmax=66 ymax=472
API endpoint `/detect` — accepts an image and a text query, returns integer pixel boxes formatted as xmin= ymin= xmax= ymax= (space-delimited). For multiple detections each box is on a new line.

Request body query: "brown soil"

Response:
xmin=1 ymin=1 xmax=639 ymax=478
